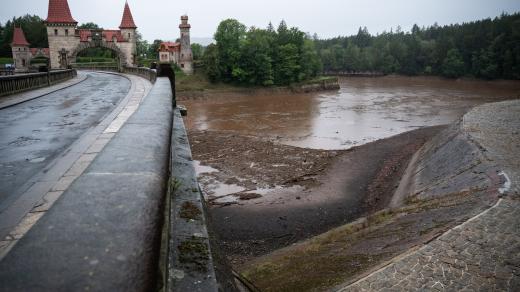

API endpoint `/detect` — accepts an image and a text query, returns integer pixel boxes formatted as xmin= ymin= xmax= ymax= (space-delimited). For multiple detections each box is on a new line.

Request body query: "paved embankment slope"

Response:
xmin=342 ymin=100 xmax=520 ymax=291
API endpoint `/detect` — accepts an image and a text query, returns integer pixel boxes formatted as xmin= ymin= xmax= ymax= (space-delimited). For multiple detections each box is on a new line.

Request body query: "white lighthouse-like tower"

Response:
xmin=178 ymin=15 xmax=193 ymax=74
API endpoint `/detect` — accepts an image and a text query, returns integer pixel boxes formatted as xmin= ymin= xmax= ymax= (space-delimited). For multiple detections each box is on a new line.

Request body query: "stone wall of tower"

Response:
xmin=11 ymin=46 xmax=31 ymax=72
xmin=179 ymin=16 xmax=193 ymax=74
xmin=119 ymin=28 xmax=137 ymax=66
xmin=46 ymin=24 xmax=80 ymax=69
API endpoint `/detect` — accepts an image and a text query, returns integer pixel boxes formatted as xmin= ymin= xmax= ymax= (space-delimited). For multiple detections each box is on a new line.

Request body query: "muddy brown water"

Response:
xmin=183 ymin=76 xmax=520 ymax=150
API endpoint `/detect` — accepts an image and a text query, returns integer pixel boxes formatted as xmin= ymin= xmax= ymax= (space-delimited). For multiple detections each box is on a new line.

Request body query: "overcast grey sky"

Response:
xmin=2 ymin=0 xmax=520 ymax=43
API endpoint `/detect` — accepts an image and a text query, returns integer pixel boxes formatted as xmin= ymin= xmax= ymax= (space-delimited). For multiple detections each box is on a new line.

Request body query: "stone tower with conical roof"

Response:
xmin=44 ymin=0 xmax=138 ymax=69
xmin=179 ymin=15 xmax=193 ymax=74
xmin=11 ymin=26 xmax=31 ymax=72
xmin=45 ymin=0 xmax=79 ymax=69
xmin=118 ymin=1 xmax=137 ymax=66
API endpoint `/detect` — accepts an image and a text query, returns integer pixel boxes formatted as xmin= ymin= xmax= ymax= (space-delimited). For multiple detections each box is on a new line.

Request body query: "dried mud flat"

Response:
xmin=190 ymin=126 xmax=448 ymax=264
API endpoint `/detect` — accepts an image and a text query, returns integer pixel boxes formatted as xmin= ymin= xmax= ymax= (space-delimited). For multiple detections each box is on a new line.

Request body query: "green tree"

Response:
xmin=214 ymin=19 xmax=247 ymax=82
xmin=299 ymin=39 xmax=322 ymax=79
xmin=314 ymin=13 xmax=520 ymax=79
xmin=135 ymin=30 xmax=149 ymax=59
xmin=275 ymin=43 xmax=300 ymax=85
xmin=203 ymin=44 xmax=220 ymax=82
xmin=148 ymin=39 xmax=163 ymax=59
xmin=442 ymin=49 xmax=465 ymax=78
xmin=77 ymin=22 xmax=101 ymax=30
xmin=472 ymin=48 xmax=498 ymax=79
xmin=0 ymin=15 xmax=48 ymax=57
xmin=191 ymin=43 xmax=204 ymax=60
xmin=240 ymin=28 xmax=274 ymax=85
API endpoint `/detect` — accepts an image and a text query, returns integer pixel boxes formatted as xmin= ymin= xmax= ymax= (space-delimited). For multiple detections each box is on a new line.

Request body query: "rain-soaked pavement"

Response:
xmin=183 ymin=76 xmax=520 ymax=150
xmin=0 ymin=72 xmax=130 ymax=212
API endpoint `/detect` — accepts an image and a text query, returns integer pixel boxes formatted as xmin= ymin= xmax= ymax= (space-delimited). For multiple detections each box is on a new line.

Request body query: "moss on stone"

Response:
xmin=178 ymin=236 xmax=209 ymax=273
xmin=179 ymin=201 xmax=202 ymax=221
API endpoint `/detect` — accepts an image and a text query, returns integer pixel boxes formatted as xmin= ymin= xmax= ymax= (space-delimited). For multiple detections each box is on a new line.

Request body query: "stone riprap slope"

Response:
xmin=342 ymin=100 xmax=520 ymax=291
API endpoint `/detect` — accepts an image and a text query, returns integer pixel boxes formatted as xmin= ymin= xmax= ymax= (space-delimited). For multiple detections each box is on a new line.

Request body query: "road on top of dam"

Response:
xmin=0 ymin=72 xmax=130 ymax=213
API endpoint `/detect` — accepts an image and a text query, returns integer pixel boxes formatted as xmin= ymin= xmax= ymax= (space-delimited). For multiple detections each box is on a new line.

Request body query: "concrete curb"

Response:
xmin=166 ymin=108 xmax=219 ymax=291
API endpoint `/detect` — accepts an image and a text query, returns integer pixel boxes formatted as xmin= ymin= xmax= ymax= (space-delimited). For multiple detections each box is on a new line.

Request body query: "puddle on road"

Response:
xmin=29 ymin=157 xmax=46 ymax=163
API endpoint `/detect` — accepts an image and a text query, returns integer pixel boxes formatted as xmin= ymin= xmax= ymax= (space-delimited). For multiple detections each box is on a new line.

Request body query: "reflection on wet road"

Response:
xmin=0 ymin=72 xmax=130 ymax=211
xmin=183 ymin=76 xmax=520 ymax=149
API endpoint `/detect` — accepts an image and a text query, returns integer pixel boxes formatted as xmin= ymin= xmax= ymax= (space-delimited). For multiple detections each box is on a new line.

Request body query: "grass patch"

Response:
xmin=178 ymin=236 xmax=210 ymax=273
xmin=174 ymin=65 xmax=337 ymax=93
xmin=175 ymin=69 xmax=240 ymax=92
xmin=0 ymin=58 xmax=13 ymax=65
xmin=241 ymin=210 xmax=397 ymax=291
xmin=240 ymin=190 xmax=475 ymax=291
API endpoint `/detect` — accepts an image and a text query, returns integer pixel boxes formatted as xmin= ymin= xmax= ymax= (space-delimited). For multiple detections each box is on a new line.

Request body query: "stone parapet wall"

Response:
xmin=0 ymin=69 xmax=77 ymax=97
xmin=122 ymin=67 xmax=157 ymax=84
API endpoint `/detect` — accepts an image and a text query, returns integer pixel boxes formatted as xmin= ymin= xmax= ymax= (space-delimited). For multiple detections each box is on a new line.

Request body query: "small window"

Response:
xmin=22 ymin=59 xmax=26 ymax=66
xmin=181 ymin=54 xmax=184 ymax=57
xmin=181 ymin=63 xmax=185 ymax=68
xmin=18 ymin=48 xmax=21 ymax=51
xmin=65 ymin=29 xmax=69 ymax=36
xmin=128 ymin=33 xmax=131 ymax=38
xmin=54 ymin=29 xmax=58 ymax=36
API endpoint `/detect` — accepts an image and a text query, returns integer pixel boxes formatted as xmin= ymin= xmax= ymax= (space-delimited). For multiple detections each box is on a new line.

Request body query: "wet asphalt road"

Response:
xmin=0 ymin=72 xmax=130 ymax=212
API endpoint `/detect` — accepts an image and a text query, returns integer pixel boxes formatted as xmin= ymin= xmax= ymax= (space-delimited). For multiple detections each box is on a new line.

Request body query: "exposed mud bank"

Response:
xmin=189 ymin=126 xmax=445 ymax=268
xmin=177 ymin=82 xmax=339 ymax=101
xmin=239 ymin=118 xmax=504 ymax=291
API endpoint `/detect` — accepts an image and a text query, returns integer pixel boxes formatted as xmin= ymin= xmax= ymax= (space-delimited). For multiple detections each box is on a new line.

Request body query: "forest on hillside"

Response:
xmin=315 ymin=13 xmax=520 ymax=79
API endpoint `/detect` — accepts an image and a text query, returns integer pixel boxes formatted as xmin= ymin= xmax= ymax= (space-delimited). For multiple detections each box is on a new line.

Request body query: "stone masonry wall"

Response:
xmin=11 ymin=46 xmax=31 ymax=72
xmin=47 ymin=25 xmax=80 ymax=70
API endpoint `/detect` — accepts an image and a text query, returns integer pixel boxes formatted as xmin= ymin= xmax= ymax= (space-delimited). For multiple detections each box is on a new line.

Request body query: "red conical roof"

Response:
xmin=119 ymin=1 xmax=137 ymax=29
xmin=46 ymin=0 xmax=77 ymax=24
xmin=11 ymin=27 xmax=30 ymax=46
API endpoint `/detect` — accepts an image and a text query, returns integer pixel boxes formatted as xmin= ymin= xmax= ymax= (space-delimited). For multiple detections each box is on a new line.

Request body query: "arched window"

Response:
xmin=22 ymin=59 xmax=26 ymax=66
xmin=54 ymin=29 xmax=58 ymax=36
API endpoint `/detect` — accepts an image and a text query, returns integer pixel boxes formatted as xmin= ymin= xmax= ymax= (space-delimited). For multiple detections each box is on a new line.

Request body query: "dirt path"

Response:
xmin=189 ymin=126 xmax=446 ymax=267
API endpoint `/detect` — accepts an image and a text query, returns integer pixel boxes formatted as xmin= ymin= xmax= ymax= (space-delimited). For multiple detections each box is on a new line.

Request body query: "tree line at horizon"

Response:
xmin=1 ymin=13 xmax=519 ymax=80
xmin=316 ymin=13 xmax=520 ymax=79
